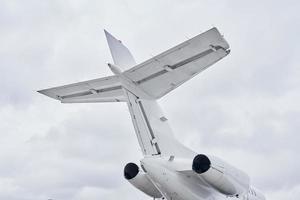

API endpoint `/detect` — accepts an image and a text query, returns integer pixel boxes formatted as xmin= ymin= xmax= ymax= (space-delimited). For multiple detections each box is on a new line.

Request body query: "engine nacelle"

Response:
xmin=124 ymin=163 xmax=162 ymax=198
xmin=192 ymin=154 xmax=250 ymax=197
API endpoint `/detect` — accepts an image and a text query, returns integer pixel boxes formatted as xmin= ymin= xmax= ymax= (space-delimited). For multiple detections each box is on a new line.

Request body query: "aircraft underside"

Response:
xmin=38 ymin=27 xmax=265 ymax=200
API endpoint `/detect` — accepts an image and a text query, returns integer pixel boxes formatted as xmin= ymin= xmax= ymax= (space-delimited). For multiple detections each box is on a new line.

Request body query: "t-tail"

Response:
xmin=38 ymin=28 xmax=230 ymax=157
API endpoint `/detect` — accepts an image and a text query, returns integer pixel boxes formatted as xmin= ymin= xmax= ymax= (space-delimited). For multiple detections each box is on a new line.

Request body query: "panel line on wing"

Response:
xmin=60 ymin=85 xmax=122 ymax=99
xmin=170 ymin=46 xmax=224 ymax=70
xmin=135 ymin=46 xmax=227 ymax=85
xmin=136 ymin=70 xmax=169 ymax=85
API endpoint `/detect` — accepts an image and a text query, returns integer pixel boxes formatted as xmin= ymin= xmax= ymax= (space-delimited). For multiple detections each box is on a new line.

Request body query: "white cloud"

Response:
xmin=0 ymin=0 xmax=299 ymax=199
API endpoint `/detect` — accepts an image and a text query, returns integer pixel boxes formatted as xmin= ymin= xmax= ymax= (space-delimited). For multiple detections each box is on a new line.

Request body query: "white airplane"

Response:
xmin=38 ymin=27 xmax=266 ymax=200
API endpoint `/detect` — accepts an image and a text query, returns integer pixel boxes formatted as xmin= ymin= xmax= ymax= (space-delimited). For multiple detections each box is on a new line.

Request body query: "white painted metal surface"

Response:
xmin=38 ymin=27 xmax=265 ymax=200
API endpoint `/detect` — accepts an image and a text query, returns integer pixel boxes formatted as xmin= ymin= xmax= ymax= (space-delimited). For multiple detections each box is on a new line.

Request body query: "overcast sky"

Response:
xmin=0 ymin=0 xmax=299 ymax=200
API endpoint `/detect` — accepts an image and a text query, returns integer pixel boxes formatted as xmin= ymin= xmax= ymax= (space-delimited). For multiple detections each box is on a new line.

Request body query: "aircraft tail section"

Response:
xmin=38 ymin=28 xmax=229 ymax=157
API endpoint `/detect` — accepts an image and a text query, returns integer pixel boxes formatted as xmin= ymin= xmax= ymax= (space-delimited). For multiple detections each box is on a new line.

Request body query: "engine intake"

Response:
xmin=124 ymin=162 xmax=139 ymax=180
xmin=192 ymin=154 xmax=249 ymax=196
xmin=123 ymin=162 xmax=162 ymax=198
xmin=192 ymin=154 xmax=211 ymax=174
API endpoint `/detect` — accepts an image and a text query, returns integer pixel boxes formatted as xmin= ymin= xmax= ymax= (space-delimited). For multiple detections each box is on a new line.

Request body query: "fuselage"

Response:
xmin=140 ymin=156 xmax=265 ymax=200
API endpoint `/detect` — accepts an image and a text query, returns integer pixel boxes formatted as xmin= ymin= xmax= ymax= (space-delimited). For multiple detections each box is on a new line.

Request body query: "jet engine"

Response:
xmin=192 ymin=154 xmax=250 ymax=197
xmin=124 ymin=162 xmax=162 ymax=198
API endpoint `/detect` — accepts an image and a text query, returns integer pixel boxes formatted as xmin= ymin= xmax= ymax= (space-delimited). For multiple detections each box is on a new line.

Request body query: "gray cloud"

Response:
xmin=0 ymin=0 xmax=299 ymax=199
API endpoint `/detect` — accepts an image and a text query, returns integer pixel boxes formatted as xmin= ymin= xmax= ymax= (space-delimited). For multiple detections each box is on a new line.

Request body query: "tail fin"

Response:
xmin=104 ymin=30 xmax=136 ymax=70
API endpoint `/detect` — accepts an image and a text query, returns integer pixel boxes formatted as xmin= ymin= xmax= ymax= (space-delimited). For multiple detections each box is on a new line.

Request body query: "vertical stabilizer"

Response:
xmin=123 ymin=89 xmax=193 ymax=157
xmin=104 ymin=30 xmax=136 ymax=69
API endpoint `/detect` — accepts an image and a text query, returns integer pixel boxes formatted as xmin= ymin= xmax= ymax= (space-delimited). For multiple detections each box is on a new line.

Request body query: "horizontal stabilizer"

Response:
xmin=38 ymin=75 xmax=126 ymax=103
xmin=38 ymin=28 xmax=229 ymax=103
xmin=123 ymin=27 xmax=230 ymax=99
